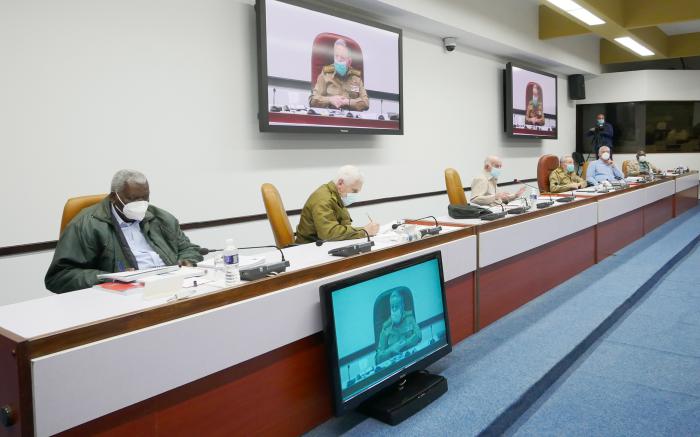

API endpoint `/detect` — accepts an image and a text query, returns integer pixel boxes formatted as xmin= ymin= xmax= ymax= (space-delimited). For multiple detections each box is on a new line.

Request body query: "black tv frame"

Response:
xmin=319 ymin=251 xmax=452 ymax=416
xmin=504 ymin=62 xmax=559 ymax=139
xmin=255 ymin=0 xmax=404 ymax=135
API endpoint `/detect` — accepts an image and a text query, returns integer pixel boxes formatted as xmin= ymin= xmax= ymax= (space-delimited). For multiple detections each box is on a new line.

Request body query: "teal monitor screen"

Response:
xmin=320 ymin=252 xmax=451 ymax=413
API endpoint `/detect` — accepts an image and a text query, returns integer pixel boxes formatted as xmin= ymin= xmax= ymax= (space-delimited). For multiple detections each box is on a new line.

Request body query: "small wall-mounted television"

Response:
xmin=255 ymin=0 xmax=403 ymax=134
xmin=319 ymin=252 xmax=451 ymax=416
xmin=504 ymin=62 xmax=558 ymax=139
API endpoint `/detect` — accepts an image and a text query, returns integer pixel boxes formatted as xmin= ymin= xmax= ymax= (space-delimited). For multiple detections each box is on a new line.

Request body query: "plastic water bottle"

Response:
xmin=223 ymin=238 xmax=239 ymax=286
xmin=398 ymin=225 xmax=421 ymax=242
xmin=529 ymin=188 xmax=538 ymax=209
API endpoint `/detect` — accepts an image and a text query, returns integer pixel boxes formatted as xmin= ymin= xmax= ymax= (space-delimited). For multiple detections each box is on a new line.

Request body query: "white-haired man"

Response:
xmin=470 ymin=156 xmax=525 ymax=206
xmin=295 ymin=165 xmax=379 ymax=244
xmin=586 ymin=145 xmax=623 ymax=186
xmin=45 ymin=170 xmax=203 ymax=293
xmin=309 ymin=38 xmax=369 ymax=111
xmin=549 ymin=155 xmax=586 ymax=193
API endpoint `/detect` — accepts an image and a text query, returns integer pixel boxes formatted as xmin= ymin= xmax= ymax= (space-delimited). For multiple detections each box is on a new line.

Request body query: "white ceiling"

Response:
xmin=658 ymin=19 xmax=700 ymax=36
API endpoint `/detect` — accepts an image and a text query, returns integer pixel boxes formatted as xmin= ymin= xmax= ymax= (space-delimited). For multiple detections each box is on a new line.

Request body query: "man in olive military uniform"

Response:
xmin=309 ymin=39 xmax=369 ymax=111
xmin=626 ymin=150 xmax=660 ymax=176
xmin=375 ymin=289 xmax=422 ymax=364
xmin=525 ymin=83 xmax=545 ymax=126
xmin=295 ymin=165 xmax=379 ymax=244
xmin=549 ymin=155 xmax=586 ymax=193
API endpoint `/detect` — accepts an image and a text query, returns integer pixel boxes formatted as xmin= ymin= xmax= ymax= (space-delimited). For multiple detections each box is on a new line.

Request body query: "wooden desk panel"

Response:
xmin=643 ymin=197 xmax=674 ymax=234
xmin=60 ymin=334 xmax=331 ymax=437
xmin=0 ymin=329 xmax=24 ymax=437
xmin=478 ymin=227 xmax=596 ymax=329
xmin=445 ymin=273 xmax=475 ymax=344
xmin=597 ymin=209 xmax=644 ymax=262
xmin=675 ymin=186 xmax=699 ymax=217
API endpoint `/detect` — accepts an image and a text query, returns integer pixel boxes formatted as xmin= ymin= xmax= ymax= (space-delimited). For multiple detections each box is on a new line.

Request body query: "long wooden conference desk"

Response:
xmin=0 ymin=172 xmax=697 ymax=436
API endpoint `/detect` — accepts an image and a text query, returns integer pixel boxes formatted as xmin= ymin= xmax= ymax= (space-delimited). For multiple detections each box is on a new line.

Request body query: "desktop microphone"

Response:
xmin=200 ymin=245 xmax=290 ymax=281
xmin=270 ymin=88 xmax=282 ymax=112
xmin=556 ymin=189 xmax=576 ymax=203
xmin=236 ymin=245 xmax=290 ymax=281
xmin=506 ymin=197 xmax=529 ymax=215
xmin=315 ymin=229 xmax=375 ymax=257
xmin=392 ymin=216 xmax=442 ymax=237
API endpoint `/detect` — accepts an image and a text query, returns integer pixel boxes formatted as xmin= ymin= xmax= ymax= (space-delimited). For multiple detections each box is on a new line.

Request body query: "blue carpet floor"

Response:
xmin=306 ymin=206 xmax=700 ymax=437
xmin=508 ymin=240 xmax=700 ymax=436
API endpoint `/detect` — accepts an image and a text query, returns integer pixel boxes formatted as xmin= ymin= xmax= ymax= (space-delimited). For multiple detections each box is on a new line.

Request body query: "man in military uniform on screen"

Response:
xmin=525 ymin=83 xmax=545 ymax=126
xmin=375 ymin=290 xmax=422 ymax=364
xmin=309 ymin=39 xmax=369 ymax=111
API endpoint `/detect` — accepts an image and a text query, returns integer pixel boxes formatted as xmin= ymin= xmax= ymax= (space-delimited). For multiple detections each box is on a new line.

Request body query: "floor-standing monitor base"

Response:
xmin=358 ymin=371 xmax=447 ymax=425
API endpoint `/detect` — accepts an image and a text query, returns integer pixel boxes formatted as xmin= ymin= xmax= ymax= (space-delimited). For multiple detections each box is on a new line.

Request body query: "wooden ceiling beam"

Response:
xmin=668 ymin=32 xmax=700 ymax=58
xmin=622 ymin=0 xmax=700 ymax=29
xmin=538 ymin=5 xmax=591 ymax=39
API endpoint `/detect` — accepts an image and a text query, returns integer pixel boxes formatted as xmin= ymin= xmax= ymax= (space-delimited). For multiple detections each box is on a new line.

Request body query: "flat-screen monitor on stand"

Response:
xmin=320 ymin=251 xmax=452 ymax=425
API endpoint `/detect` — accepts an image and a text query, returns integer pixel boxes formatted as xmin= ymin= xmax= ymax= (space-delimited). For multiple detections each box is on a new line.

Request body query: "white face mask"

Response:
xmin=639 ymin=156 xmax=647 ymax=163
xmin=342 ymin=192 xmax=360 ymax=206
xmin=601 ymin=152 xmax=610 ymax=161
xmin=116 ymin=192 xmax=148 ymax=221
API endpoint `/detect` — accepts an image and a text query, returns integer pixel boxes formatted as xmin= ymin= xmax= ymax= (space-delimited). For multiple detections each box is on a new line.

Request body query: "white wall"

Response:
xmin=0 ymin=0 xmax=579 ymax=305
xmin=580 ymin=70 xmax=700 ymax=172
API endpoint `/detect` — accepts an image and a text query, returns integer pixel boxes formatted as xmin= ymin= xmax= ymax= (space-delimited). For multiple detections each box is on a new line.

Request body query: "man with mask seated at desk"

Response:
xmin=586 ymin=146 xmax=624 ymax=186
xmin=45 ymin=169 xmax=203 ymax=293
xmin=470 ymin=156 xmax=525 ymax=206
xmin=295 ymin=165 xmax=379 ymax=244
xmin=550 ymin=155 xmax=586 ymax=193
xmin=375 ymin=289 xmax=422 ymax=364
xmin=626 ymin=150 xmax=660 ymax=176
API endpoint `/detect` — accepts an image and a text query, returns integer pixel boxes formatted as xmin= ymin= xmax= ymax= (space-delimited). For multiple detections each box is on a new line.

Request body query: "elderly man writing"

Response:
xmin=470 ymin=156 xmax=525 ymax=206
xmin=586 ymin=146 xmax=624 ymax=186
xmin=549 ymin=155 xmax=586 ymax=193
xmin=45 ymin=169 xmax=203 ymax=293
xmin=295 ymin=165 xmax=379 ymax=244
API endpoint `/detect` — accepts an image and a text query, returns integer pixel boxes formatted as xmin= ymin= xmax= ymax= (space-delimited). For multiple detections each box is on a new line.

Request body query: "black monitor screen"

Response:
xmin=320 ymin=252 xmax=451 ymax=415
xmin=256 ymin=0 xmax=403 ymax=134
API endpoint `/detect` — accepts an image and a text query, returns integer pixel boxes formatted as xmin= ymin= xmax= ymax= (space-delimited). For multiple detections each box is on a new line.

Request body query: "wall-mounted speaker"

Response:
xmin=568 ymin=74 xmax=585 ymax=100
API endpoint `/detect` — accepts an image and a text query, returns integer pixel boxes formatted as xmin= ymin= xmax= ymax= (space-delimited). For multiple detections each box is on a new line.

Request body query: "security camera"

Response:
xmin=443 ymin=37 xmax=457 ymax=52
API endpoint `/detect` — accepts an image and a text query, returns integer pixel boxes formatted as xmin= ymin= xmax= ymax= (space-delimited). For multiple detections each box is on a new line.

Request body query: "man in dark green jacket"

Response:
xmin=45 ymin=170 xmax=203 ymax=293
xmin=295 ymin=165 xmax=379 ymax=244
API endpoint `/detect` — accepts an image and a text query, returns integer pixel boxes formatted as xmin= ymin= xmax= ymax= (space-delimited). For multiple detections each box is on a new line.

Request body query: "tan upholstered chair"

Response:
xmin=581 ymin=161 xmax=591 ymax=182
xmin=60 ymin=194 xmax=107 ymax=236
xmin=444 ymin=168 xmax=467 ymax=205
xmin=622 ymin=160 xmax=631 ymax=177
xmin=537 ymin=154 xmax=559 ymax=193
xmin=261 ymin=183 xmax=295 ymax=248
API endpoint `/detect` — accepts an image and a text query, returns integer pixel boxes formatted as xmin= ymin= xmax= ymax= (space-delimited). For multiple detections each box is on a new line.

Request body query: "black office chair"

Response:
xmin=572 ymin=152 xmax=585 ymax=176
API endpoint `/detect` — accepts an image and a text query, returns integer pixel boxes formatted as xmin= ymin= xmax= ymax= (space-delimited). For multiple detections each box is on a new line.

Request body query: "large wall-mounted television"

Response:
xmin=504 ymin=62 xmax=558 ymax=139
xmin=319 ymin=252 xmax=451 ymax=416
xmin=255 ymin=0 xmax=403 ymax=134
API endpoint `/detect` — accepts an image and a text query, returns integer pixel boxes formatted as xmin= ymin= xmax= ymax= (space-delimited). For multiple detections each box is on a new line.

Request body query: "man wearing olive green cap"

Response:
xmin=549 ymin=155 xmax=586 ymax=193
xmin=295 ymin=165 xmax=379 ymax=244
